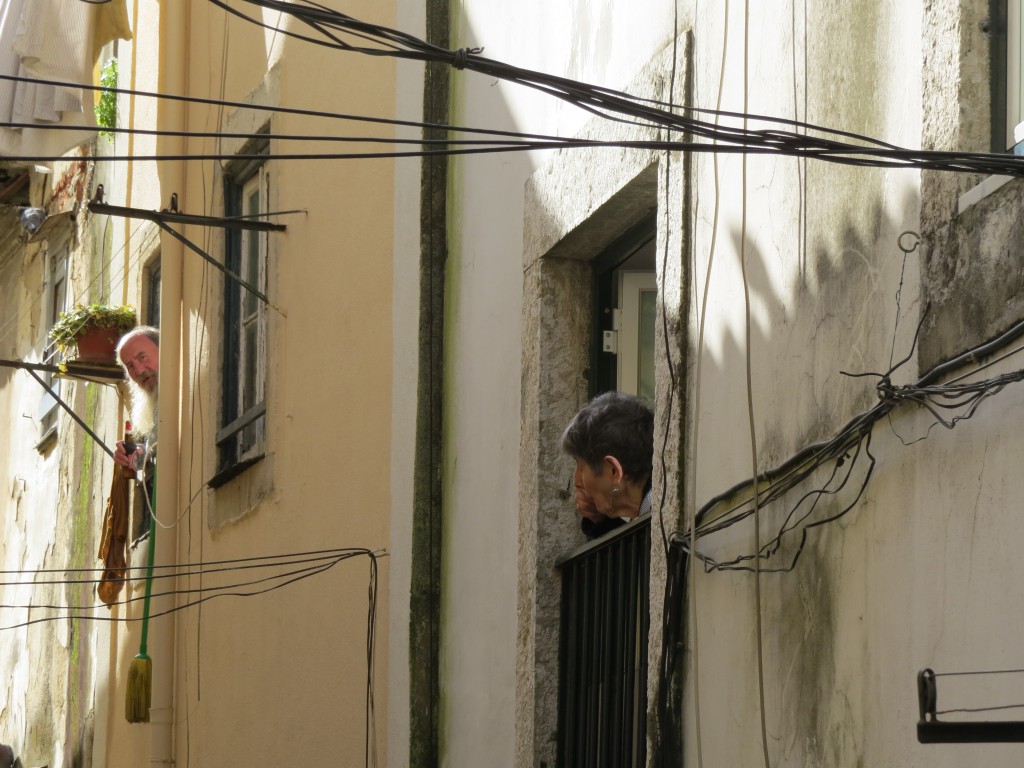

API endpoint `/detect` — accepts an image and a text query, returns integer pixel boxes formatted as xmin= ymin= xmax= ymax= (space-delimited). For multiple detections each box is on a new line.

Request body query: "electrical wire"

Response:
xmin=678 ymin=0 xmax=735 ymax=763
xmin=0 ymin=547 xmax=372 ymax=580
xmin=0 ymin=72 xmax=614 ymax=145
xmin=5 ymin=131 xmax=1024 ymax=174
xmin=737 ymin=2 xmax=772 ymax=764
xmin=0 ymin=547 xmax=385 ymax=630
xmin=364 ymin=551 xmax=379 ymax=768
xmin=653 ymin=6 xmax=683 ymax=765
xmin=936 ymin=703 xmax=1024 ymax=715
xmin=0 ymin=118 xmax=609 ymax=149
xmin=672 ymin=311 xmax=1024 ymax=575
xmin=185 ymin=14 xmax=232 ymax=737
xmin=934 ymin=668 xmax=1024 ymax=677
xmin=0 ymin=542 xmax=381 ymax=761
xmin=4 ymin=542 xmax=383 ymax=766
xmin=208 ymin=0 xmax=1024 ymax=178
xmin=3 ymin=44 xmax=1024 ymax=172
xmin=27 ymin=1 xmax=1024 ymax=761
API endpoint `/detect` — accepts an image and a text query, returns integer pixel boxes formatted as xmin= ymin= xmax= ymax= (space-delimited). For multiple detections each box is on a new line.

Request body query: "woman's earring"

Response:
xmin=612 ymin=485 xmax=621 ymax=495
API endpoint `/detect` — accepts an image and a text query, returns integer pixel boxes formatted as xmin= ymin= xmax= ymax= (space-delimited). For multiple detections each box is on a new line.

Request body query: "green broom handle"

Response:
xmin=138 ymin=473 xmax=158 ymax=656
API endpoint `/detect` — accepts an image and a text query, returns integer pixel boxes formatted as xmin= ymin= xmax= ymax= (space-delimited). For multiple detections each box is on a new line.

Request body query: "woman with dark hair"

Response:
xmin=561 ymin=391 xmax=654 ymax=539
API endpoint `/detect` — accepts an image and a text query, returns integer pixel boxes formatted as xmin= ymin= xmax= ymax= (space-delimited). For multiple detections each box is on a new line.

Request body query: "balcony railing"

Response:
xmin=556 ymin=515 xmax=651 ymax=768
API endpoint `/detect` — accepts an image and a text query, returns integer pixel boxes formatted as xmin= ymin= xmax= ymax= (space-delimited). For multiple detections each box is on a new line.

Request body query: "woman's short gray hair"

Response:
xmin=561 ymin=391 xmax=654 ymax=485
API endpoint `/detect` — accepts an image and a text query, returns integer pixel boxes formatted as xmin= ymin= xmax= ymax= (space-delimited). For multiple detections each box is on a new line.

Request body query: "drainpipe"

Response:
xmin=150 ymin=0 xmax=188 ymax=764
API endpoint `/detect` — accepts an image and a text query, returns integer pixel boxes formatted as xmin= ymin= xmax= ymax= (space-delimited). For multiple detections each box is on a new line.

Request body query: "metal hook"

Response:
xmin=898 ymin=230 xmax=921 ymax=254
xmin=918 ymin=668 xmax=938 ymax=722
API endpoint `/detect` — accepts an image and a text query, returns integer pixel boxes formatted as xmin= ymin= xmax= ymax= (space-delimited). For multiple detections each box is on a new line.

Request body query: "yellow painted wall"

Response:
xmin=104 ymin=2 xmax=396 ymax=765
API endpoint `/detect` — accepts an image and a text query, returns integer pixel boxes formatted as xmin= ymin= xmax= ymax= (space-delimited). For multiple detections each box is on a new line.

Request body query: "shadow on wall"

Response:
xmin=692 ymin=172 xmax=923 ymax=767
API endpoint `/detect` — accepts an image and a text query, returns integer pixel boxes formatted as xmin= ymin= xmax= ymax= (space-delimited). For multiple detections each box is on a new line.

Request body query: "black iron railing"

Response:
xmin=556 ymin=516 xmax=651 ymax=768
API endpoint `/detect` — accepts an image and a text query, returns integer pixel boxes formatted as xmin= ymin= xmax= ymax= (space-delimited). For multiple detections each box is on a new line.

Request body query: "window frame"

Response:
xmin=37 ymin=245 xmax=69 ymax=445
xmin=991 ymin=0 xmax=1024 ymax=153
xmin=213 ymin=139 xmax=270 ymax=486
xmin=618 ymin=269 xmax=657 ymax=400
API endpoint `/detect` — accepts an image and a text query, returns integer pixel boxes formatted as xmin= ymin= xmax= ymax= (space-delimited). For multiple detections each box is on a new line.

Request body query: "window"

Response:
xmin=992 ymin=0 xmax=1024 ymax=152
xmin=214 ymin=143 xmax=269 ymax=483
xmin=593 ymin=216 xmax=657 ymax=399
xmin=1007 ymin=1 xmax=1023 ymax=151
xmin=555 ymin=216 xmax=658 ymax=766
xmin=38 ymin=246 xmax=68 ymax=443
xmin=145 ymin=256 xmax=161 ymax=326
xmin=517 ymin=44 xmax=686 ymax=768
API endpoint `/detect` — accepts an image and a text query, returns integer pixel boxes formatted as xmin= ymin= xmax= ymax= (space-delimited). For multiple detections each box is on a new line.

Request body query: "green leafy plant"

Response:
xmin=95 ymin=58 xmax=118 ymax=142
xmin=49 ymin=304 xmax=136 ymax=356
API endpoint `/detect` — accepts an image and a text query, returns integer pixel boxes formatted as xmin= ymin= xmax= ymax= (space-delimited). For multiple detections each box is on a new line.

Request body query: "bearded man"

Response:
xmin=113 ymin=325 xmax=159 ymax=471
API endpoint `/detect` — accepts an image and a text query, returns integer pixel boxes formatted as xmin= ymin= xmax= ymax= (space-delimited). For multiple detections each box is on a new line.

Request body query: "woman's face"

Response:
xmin=573 ymin=457 xmax=617 ymax=517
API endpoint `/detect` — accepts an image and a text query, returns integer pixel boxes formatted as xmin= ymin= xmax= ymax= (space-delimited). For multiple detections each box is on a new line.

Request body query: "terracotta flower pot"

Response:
xmin=74 ymin=324 xmax=125 ymax=364
xmin=50 ymin=304 xmax=137 ymax=365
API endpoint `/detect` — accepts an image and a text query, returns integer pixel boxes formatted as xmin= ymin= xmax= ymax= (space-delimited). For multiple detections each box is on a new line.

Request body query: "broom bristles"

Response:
xmin=125 ymin=653 xmax=152 ymax=724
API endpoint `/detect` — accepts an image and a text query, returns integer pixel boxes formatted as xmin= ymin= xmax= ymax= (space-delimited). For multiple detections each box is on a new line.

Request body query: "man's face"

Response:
xmin=119 ymin=336 xmax=159 ymax=394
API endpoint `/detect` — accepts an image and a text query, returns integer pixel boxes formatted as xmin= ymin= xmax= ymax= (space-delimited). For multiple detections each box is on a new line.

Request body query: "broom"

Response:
xmin=126 ymin=474 xmax=157 ymax=723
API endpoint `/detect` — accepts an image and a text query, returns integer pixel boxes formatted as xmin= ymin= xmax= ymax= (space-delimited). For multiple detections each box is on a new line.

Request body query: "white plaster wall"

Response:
xmin=441 ymin=0 xmax=1024 ymax=764
xmin=688 ymin=0 xmax=922 ymax=500
xmin=436 ymin=0 xmax=1024 ymax=764
xmin=680 ymin=0 xmax=1024 ymax=765
xmin=0 ymin=243 xmax=63 ymax=763
xmin=0 ymin=197 xmax=130 ymax=767
xmin=442 ymin=0 xmax=678 ymax=764
xmin=684 ymin=1 xmax=934 ymax=765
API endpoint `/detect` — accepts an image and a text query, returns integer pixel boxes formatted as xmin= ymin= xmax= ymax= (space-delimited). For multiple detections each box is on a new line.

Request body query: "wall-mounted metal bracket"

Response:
xmin=918 ymin=668 xmax=1024 ymax=743
xmin=88 ymin=185 xmax=286 ymax=232
xmin=18 ymin=364 xmax=115 ymax=460
xmin=88 ymin=186 xmax=284 ymax=311
xmin=0 ymin=357 xmax=124 ymax=382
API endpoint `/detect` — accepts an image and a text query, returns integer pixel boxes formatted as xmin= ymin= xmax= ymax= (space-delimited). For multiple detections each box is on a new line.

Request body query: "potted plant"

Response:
xmin=49 ymin=304 xmax=137 ymax=364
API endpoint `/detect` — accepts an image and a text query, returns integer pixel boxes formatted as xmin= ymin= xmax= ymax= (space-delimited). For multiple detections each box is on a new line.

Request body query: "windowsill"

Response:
xmin=35 ymin=425 xmax=57 ymax=452
xmin=957 ymin=174 xmax=1015 ymax=215
xmin=207 ymin=453 xmax=265 ymax=489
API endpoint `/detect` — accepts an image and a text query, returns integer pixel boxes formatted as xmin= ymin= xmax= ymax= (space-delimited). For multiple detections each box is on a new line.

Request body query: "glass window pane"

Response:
xmin=244 ymin=234 xmax=259 ymax=316
xmin=243 ymin=322 xmax=257 ymax=409
xmin=146 ymin=262 xmax=161 ymax=326
xmin=638 ymin=289 xmax=656 ymax=401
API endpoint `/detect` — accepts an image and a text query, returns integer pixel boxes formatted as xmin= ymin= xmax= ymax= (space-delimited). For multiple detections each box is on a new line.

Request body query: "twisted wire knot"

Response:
xmin=452 ymin=47 xmax=483 ymax=70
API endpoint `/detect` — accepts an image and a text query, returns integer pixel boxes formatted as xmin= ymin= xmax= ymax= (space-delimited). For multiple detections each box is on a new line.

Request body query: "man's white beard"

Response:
xmin=128 ymin=380 xmax=158 ymax=439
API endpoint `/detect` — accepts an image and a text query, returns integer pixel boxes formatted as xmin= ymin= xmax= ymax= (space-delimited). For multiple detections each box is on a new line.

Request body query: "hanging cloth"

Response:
xmin=0 ymin=0 xmax=132 ymax=157
xmin=95 ymin=0 xmax=133 ymax=53
xmin=97 ymin=464 xmax=131 ymax=606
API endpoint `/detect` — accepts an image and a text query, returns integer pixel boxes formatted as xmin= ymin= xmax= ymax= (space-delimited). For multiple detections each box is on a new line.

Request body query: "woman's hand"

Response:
xmin=574 ymin=485 xmax=605 ymax=523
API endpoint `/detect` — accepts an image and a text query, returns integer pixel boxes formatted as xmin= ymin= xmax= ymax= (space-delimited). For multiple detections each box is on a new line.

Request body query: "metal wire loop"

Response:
xmin=898 ymin=230 xmax=921 ymax=254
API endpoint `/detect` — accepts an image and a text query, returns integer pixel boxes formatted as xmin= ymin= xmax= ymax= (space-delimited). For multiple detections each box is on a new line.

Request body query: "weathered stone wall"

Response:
xmin=0 ymin=158 xmax=122 ymax=768
xmin=919 ymin=0 xmax=1024 ymax=369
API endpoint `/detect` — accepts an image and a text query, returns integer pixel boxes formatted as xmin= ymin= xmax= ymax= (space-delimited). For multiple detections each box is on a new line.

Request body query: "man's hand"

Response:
xmin=114 ymin=440 xmax=141 ymax=471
